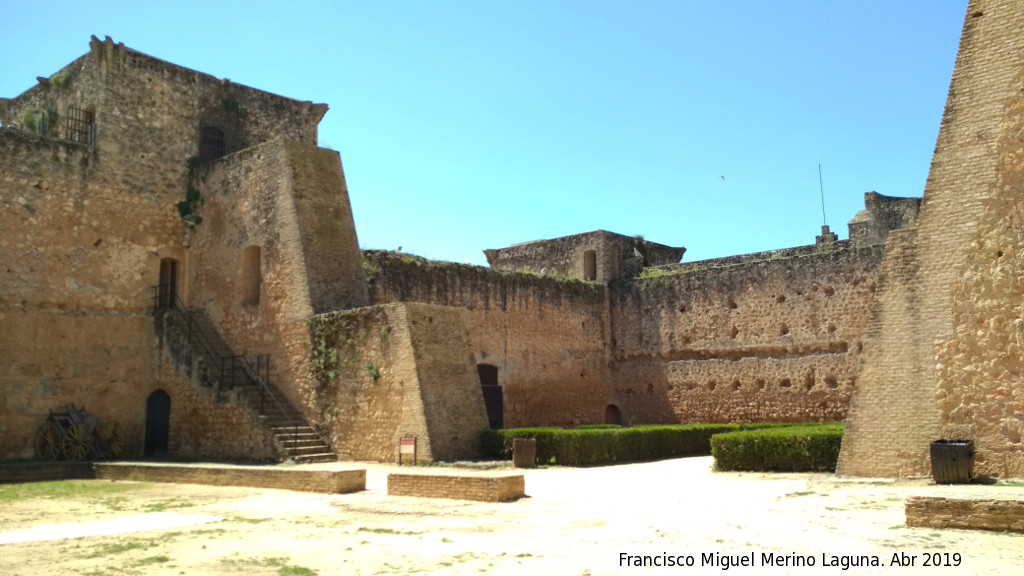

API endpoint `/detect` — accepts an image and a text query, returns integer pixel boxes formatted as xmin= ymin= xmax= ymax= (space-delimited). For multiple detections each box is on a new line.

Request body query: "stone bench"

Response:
xmin=906 ymin=496 xmax=1024 ymax=533
xmin=387 ymin=471 xmax=525 ymax=502
xmin=0 ymin=461 xmax=95 ymax=484
xmin=95 ymin=463 xmax=365 ymax=494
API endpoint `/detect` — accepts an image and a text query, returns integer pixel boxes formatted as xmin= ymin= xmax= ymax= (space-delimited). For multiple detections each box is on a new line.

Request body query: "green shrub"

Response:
xmin=480 ymin=423 xmax=795 ymax=466
xmin=711 ymin=423 xmax=844 ymax=472
xmin=576 ymin=424 xmax=621 ymax=430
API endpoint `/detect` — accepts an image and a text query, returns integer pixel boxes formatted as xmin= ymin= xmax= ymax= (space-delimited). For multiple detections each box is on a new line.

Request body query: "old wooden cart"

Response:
xmin=34 ymin=404 xmax=123 ymax=460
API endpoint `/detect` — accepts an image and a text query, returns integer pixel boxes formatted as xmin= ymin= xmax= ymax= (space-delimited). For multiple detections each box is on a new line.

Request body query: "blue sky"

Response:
xmin=1 ymin=1 xmax=968 ymax=265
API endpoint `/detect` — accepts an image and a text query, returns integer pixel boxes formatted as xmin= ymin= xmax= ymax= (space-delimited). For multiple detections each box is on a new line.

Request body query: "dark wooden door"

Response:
xmin=145 ymin=390 xmax=171 ymax=456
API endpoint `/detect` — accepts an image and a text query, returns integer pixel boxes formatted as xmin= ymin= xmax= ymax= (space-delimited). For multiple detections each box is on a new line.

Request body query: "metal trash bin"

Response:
xmin=930 ymin=440 xmax=973 ymax=484
xmin=512 ymin=438 xmax=537 ymax=468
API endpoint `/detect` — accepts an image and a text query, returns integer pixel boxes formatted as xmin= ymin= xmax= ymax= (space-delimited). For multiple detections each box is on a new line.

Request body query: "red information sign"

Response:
xmin=398 ymin=436 xmax=417 ymax=465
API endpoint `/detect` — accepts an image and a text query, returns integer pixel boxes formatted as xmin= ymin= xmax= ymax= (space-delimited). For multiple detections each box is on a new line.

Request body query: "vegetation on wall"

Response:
xmin=361 ymin=254 xmax=380 ymax=286
xmin=365 ymin=360 xmax=380 ymax=382
xmin=633 ymin=235 xmax=652 ymax=267
xmin=176 ymin=156 xmax=205 ymax=228
xmin=309 ymin=313 xmax=348 ymax=383
xmin=20 ymin=106 xmax=59 ymax=138
xmin=308 ymin=310 xmax=387 ymax=386
xmin=51 ymin=70 xmax=71 ymax=90
xmin=222 ymin=95 xmax=240 ymax=113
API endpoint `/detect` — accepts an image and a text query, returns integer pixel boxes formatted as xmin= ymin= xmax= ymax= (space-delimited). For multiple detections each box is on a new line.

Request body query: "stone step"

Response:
xmin=286 ymin=445 xmax=334 ymax=457
xmin=164 ymin=308 xmax=338 ymax=466
xmin=277 ymin=436 xmax=322 ymax=446
xmin=294 ymin=452 xmax=337 ymax=463
xmin=249 ymin=407 xmax=300 ymax=419
xmin=270 ymin=425 xmax=315 ymax=434
xmin=280 ymin=443 xmax=328 ymax=454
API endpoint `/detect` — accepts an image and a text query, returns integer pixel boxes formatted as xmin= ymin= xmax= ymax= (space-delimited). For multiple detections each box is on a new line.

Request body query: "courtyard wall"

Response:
xmin=840 ymin=0 xmax=1024 ymax=478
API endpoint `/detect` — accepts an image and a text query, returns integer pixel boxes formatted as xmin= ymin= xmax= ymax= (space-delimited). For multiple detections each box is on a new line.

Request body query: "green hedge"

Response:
xmin=710 ymin=423 xmax=844 ymax=472
xmin=481 ymin=423 xmax=793 ymax=467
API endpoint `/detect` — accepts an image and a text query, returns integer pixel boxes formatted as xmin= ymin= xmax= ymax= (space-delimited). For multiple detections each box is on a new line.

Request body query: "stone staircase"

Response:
xmin=160 ymin=306 xmax=336 ymax=463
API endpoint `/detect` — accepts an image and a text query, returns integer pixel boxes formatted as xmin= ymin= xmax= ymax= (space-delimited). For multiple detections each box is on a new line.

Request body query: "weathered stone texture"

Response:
xmin=610 ymin=243 xmax=883 ymax=424
xmin=484 ymin=230 xmax=684 ymax=282
xmin=368 ymin=241 xmax=887 ymax=428
xmin=365 ymin=252 xmax=611 ymax=428
xmin=95 ymin=462 xmax=366 ymax=494
xmin=848 ymin=192 xmax=922 ymax=249
xmin=154 ymin=314 xmax=279 ymax=461
xmin=0 ymin=37 xmax=346 ymax=462
xmin=10 ymin=9 xmax=1020 ymax=474
xmin=404 ymin=305 xmax=489 ymax=460
xmin=840 ymin=0 xmax=1024 ymax=478
xmin=309 ymin=303 xmax=487 ymax=463
xmin=906 ymin=496 xmax=1024 ymax=533
xmin=387 ymin=471 xmax=525 ymax=502
xmin=188 ymin=138 xmax=366 ymax=425
xmin=0 ymin=125 xmax=182 ymax=458
xmin=2 ymin=36 xmax=324 ymax=188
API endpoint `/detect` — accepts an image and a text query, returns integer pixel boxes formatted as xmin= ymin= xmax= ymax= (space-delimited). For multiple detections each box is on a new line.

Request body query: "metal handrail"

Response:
xmin=151 ymin=284 xmax=301 ymax=452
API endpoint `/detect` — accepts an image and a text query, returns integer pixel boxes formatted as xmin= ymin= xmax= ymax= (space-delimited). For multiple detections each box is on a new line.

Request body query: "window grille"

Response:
xmin=199 ymin=125 xmax=226 ymax=162
xmin=65 ymin=106 xmax=95 ymax=145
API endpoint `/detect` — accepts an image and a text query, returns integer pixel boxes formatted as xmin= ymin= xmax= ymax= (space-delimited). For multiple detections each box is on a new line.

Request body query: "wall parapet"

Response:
xmin=364 ymin=250 xmax=604 ymax=310
xmin=638 ymin=241 xmax=875 ymax=279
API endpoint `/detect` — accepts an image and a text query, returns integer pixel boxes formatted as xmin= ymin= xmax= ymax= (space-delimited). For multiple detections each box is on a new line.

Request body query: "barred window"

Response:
xmin=65 ymin=106 xmax=95 ymax=145
xmin=199 ymin=125 xmax=226 ymax=162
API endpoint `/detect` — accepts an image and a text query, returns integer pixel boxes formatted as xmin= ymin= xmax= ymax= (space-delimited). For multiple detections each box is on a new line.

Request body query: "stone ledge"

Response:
xmin=0 ymin=461 xmax=95 ymax=484
xmin=906 ymin=496 xmax=1024 ymax=533
xmin=95 ymin=463 xmax=365 ymax=494
xmin=387 ymin=472 xmax=525 ymax=502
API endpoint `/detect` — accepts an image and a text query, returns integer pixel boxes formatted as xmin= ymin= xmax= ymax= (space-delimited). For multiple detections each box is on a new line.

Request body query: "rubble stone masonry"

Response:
xmin=7 ymin=6 xmax=1020 ymax=475
xmin=610 ymin=243 xmax=884 ymax=424
xmin=839 ymin=0 xmax=1024 ymax=478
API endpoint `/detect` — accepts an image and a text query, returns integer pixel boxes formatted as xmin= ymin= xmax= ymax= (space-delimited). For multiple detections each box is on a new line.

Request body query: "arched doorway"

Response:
xmin=145 ymin=390 xmax=171 ymax=457
xmin=605 ymin=404 xmax=622 ymax=426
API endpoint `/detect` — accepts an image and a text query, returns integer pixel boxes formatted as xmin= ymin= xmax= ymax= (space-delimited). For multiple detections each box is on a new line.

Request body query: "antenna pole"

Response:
xmin=818 ymin=163 xmax=827 ymax=226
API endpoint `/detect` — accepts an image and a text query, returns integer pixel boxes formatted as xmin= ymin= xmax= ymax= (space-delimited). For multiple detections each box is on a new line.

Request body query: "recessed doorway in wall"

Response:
xmin=584 ymin=250 xmax=597 ymax=281
xmin=157 ymin=258 xmax=179 ymax=309
xmin=239 ymin=246 xmax=261 ymax=306
xmin=477 ymin=364 xmax=503 ymax=429
xmin=605 ymin=404 xmax=622 ymax=425
xmin=144 ymin=390 xmax=171 ymax=457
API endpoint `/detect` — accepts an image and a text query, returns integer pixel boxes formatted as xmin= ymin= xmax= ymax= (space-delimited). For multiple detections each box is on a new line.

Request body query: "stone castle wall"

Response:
xmin=153 ymin=313 xmax=279 ymax=461
xmin=365 ymin=252 xmax=611 ymax=428
xmin=0 ymin=127 xmax=183 ymax=458
xmin=0 ymin=36 xmax=354 ymax=462
xmin=484 ymin=230 xmax=684 ymax=282
xmin=839 ymin=0 xmax=1024 ymax=478
xmin=367 ymin=242 xmax=888 ymax=428
xmin=609 ymin=243 xmax=885 ymax=424
xmin=188 ymin=139 xmax=367 ymax=425
xmin=1 ymin=35 xmax=325 ymax=193
xmin=309 ymin=303 xmax=487 ymax=463
xmin=10 ymin=12 xmax=1021 ymax=475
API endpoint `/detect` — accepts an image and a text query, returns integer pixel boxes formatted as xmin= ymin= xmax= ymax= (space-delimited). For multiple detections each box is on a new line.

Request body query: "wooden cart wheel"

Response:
xmin=34 ymin=422 xmax=62 ymax=460
xmin=62 ymin=422 xmax=92 ymax=460
xmin=98 ymin=421 xmax=124 ymax=458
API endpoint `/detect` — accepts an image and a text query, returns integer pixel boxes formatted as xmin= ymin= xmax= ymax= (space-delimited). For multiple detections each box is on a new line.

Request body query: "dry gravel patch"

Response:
xmin=0 ymin=456 xmax=1022 ymax=575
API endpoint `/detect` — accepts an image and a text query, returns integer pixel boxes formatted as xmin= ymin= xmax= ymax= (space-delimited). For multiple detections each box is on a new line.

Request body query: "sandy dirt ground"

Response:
xmin=0 ymin=456 xmax=1022 ymax=576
